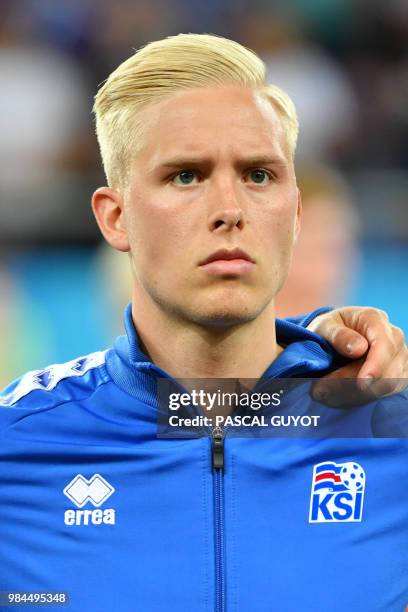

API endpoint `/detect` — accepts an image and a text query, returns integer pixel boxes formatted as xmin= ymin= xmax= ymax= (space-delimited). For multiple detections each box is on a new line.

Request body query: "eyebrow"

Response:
xmin=151 ymin=154 xmax=288 ymax=172
xmin=237 ymin=155 xmax=288 ymax=168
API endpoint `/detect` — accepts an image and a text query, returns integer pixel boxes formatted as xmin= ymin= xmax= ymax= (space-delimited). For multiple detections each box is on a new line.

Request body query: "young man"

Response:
xmin=0 ymin=34 xmax=407 ymax=612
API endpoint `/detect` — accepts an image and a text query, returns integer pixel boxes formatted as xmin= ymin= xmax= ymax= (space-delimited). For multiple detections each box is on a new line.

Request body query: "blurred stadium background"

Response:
xmin=1 ymin=0 xmax=407 ymax=384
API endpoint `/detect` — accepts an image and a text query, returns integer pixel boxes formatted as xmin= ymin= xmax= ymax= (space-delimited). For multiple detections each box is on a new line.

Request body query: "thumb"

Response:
xmin=311 ymin=314 xmax=369 ymax=358
xmin=328 ymin=327 xmax=369 ymax=358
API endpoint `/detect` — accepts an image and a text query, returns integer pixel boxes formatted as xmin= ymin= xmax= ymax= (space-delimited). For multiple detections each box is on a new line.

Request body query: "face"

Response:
xmin=122 ymin=86 xmax=300 ymax=328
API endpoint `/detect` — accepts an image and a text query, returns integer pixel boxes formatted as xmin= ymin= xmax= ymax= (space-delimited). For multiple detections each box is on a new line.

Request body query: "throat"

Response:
xmin=131 ymin=294 xmax=281 ymax=380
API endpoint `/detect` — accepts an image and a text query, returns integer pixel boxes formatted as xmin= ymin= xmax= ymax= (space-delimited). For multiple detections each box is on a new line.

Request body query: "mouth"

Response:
xmin=199 ymin=248 xmax=255 ymax=276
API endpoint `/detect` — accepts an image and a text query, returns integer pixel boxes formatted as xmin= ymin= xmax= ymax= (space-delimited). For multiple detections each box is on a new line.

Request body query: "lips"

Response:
xmin=199 ymin=248 xmax=255 ymax=276
xmin=199 ymin=248 xmax=254 ymax=266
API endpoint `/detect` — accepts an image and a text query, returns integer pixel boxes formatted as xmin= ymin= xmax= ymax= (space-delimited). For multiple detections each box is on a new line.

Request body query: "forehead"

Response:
xmin=135 ymin=86 xmax=289 ymax=164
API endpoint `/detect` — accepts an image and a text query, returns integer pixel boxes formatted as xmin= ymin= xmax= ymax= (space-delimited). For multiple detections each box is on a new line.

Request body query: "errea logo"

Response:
xmin=63 ymin=474 xmax=116 ymax=526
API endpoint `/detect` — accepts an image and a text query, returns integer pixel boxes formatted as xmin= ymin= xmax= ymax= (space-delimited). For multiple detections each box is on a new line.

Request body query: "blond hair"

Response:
xmin=93 ymin=33 xmax=299 ymax=189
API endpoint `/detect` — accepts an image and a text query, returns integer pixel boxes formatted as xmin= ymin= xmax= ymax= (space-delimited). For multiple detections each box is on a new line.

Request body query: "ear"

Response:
xmin=91 ymin=187 xmax=130 ymax=252
xmin=294 ymin=187 xmax=302 ymax=242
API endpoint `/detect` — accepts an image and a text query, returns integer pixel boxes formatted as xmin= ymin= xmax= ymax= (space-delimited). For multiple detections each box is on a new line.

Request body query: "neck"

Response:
xmin=130 ymin=288 xmax=282 ymax=381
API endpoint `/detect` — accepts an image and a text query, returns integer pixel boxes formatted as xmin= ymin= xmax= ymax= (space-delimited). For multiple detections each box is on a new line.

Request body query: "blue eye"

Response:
xmin=247 ymin=169 xmax=271 ymax=184
xmin=172 ymin=171 xmax=197 ymax=185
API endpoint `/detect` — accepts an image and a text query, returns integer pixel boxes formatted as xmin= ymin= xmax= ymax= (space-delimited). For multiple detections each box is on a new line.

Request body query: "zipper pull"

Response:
xmin=212 ymin=426 xmax=224 ymax=471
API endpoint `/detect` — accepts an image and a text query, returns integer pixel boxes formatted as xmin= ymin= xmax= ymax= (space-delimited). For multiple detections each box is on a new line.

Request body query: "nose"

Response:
xmin=207 ymin=181 xmax=244 ymax=233
xmin=208 ymin=208 xmax=243 ymax=232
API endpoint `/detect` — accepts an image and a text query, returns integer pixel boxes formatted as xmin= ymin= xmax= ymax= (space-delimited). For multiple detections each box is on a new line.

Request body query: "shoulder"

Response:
xmin=0 ymin=351 xmax=110 ymax=410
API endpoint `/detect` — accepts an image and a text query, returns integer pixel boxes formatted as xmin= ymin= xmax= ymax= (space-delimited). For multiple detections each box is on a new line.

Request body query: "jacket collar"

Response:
xmin=106 ymin=303 xmax=339 ymax=405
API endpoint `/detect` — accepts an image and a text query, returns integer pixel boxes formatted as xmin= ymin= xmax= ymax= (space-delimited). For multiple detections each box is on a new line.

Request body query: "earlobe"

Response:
xmin=91 ymin=187 xmax=130 ymax=252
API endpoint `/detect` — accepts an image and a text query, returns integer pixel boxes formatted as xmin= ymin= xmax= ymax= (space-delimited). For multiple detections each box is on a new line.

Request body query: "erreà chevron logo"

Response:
xmin=309 ymin=461 xmax=366 ymax=523
xmin=63 ymin=474 xmax=116 ymax=526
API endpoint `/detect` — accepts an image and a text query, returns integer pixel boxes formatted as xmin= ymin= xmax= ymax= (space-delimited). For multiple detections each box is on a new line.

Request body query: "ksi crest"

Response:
xmin=309 ymin=461 xmax=366 ymax=523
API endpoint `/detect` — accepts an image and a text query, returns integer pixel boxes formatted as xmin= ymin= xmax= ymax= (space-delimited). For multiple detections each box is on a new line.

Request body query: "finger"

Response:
xmin=368 ymin=350 xmax=406 ymax=398
xmin=329 ymin=328 xmax=369 ymax=358
xmin=314 ymin=321 xmax=369 ymax=358
xmin=311 ymin=310 xmax=408 ymax=403
xmin=357 ymin=337 xmax=396 ymax=381
xmin=391 ymin=324 xmax=406 ymax=352
xmin=400 ymin=343 xmax=408 ymax=379
xmin=369 ymin=377 xmax=406 ymax=398
xmin=338 ymin=310 xmax=397 ymax=380
xmin=351 ymin=319 xmax=406 ymax=385
xmin=312 ymin=348 xmax=408 ymax=405
xmin=354 ymin=319 xmax=397 ymax=381
xmin=311 ymin=360 xmax=372 ymax=408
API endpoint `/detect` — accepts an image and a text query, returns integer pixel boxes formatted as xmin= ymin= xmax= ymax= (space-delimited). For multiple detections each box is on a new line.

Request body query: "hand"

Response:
xmin=307 ymin=306 xmax=407 ymax=406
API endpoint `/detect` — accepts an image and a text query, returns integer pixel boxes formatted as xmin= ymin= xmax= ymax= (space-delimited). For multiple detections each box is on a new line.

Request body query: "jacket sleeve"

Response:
xmin=283 ymin=306 xmax=333 ymax=329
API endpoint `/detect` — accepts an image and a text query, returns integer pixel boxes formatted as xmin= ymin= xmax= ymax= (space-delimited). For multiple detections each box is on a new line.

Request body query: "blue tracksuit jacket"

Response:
xmin=0 ymin=305 xmax=407 ymax=612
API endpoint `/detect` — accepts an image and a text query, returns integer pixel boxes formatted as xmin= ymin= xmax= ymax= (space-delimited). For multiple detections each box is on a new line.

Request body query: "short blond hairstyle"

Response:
xmin=93 ymin=33 xmax=299 ymax=189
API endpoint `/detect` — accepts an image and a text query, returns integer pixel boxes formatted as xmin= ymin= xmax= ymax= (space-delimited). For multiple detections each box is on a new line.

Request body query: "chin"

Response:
xmin=156 ymin=286 xmax=275 ymax=329
xmin=200 ymin=314 xmax=255 ymax=329
xmin=188 ymin=303 xmax=262 ymax=329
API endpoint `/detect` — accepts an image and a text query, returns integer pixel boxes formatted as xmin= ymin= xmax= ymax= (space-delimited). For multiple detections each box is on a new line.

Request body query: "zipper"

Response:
xmin=212 ymin=426 xmax=225 ymax=470
xmin=146 ymin=366 xmax=228 ymax=611
xmin=212 ymin=426 xmax=225 ymax=612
